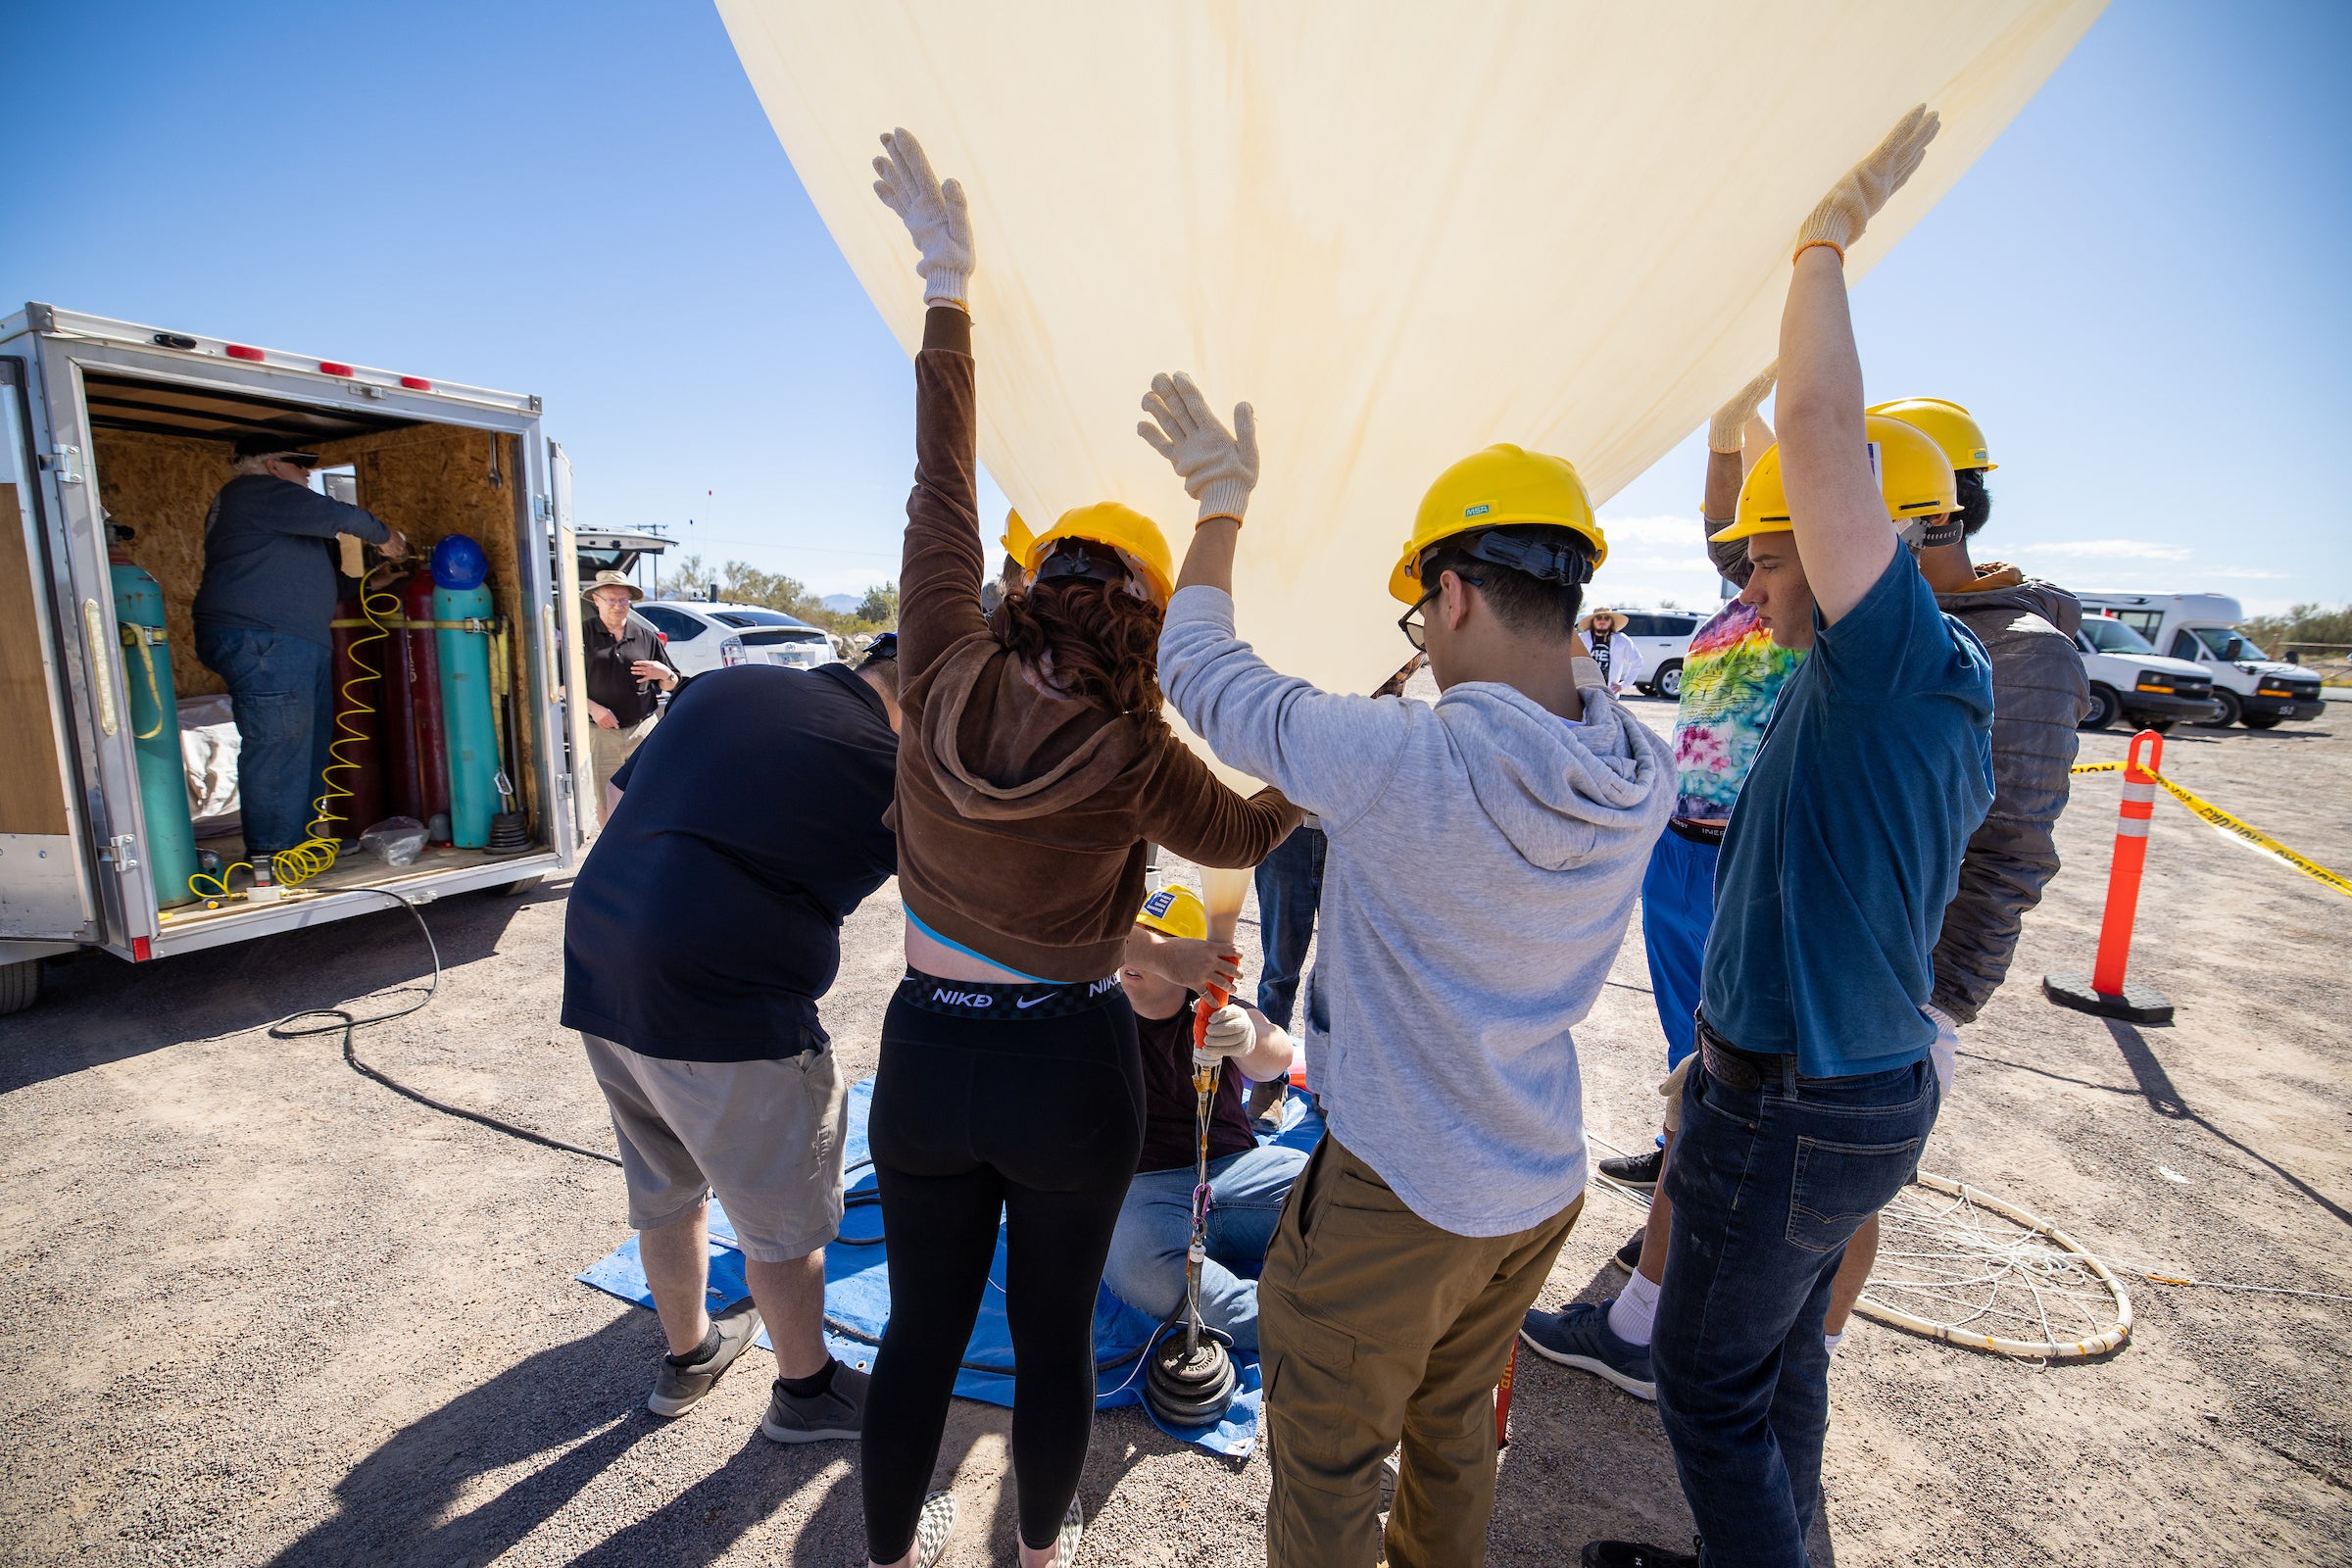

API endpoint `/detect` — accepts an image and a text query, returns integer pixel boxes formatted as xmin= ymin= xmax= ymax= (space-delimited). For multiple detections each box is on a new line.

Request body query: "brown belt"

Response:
xmin=1695 ymin=1015 xmax=1790 ymax=1093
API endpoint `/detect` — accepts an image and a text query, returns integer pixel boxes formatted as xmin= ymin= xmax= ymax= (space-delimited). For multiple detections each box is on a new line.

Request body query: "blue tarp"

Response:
xmin=578 ymin=1074 xmax=1325 ymax=1457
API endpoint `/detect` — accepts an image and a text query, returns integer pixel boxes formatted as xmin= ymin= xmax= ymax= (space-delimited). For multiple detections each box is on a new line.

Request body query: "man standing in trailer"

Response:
xmin=193 ymin=432 xmax=406 ymax=887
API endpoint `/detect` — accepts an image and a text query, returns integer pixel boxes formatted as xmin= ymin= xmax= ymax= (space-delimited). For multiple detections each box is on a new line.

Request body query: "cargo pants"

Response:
xmin=1258 ymin=1136 xmax=1583 ymax=1568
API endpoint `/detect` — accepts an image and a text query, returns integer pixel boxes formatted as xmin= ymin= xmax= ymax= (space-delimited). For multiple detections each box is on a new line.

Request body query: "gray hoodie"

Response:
xmin=1161 ymin=587 xmax=1674 ymax=1237
xmin=1929 ymin=566 xmax=2089 ymax=1022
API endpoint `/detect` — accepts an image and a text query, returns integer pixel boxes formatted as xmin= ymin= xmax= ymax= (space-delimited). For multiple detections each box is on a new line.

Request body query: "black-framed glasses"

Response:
xmin=1396 ymin=570 xmax=1482 ymax=651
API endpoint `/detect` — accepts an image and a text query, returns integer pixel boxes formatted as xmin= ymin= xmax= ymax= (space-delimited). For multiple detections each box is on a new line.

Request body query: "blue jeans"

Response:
xmin=195 ymin=625 xmax=332 ymax=857
xmin=1642 ymin=828 xmax=1718 ymax=1069
xmin=1102 ymin=1143 xmax=1309 ymax=1352
xmin=1252 ymin=825 xmax=1325 ymax=1031
xmin=1652 ymin=1051 xmax=1939 ymax=1568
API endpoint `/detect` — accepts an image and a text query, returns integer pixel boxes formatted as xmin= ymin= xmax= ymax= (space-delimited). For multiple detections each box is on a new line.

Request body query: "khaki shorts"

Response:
xmin=588 ymin=713 xmax=657 ymax=808
xmin=582 ymin=1032 xmax=847 ymax=1261
xmin=1658 ymin=1054 xmax=1695 ymax=1135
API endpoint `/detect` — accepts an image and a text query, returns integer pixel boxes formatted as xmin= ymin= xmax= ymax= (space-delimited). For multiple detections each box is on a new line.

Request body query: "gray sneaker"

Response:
xmin=760 ymin=1360 xmax=868 ymax=1443
xmin=647 ymin=1299 xmax=762 ymax=1418
xmin=1045 ymin=1494 xmax=1084 ymax=1566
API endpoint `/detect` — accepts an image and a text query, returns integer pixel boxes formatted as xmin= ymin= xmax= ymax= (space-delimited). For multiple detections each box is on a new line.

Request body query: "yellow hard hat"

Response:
xmin=1716 ymin=416 xmax=1958 ymax=544
xmin=1388 ymin=444 xmax=1607 ymax=605
xmin=1867 ymin=398 xmax=1995 ymax=472
xmin=1135 ymin=883 xmax=1207 ymax=941
xmin=1025 ymin=502 xmax=1175 ymax=605
xmin=1001 ymin=509 xmax=1036 ymax=563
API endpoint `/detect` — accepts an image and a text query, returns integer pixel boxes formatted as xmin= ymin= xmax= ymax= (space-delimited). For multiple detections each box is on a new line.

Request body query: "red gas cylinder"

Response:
xmin=379 ymin=590 xmax=427 ymax=824
xmin=324 ymin=591 xmax=388 ymax=836
xmin=402 ymin=568 xmax=454 ymax=841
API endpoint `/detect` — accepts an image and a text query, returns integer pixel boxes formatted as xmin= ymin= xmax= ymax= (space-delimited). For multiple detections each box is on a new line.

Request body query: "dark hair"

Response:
xmin=992 ymin=577 xmax=1166 ymax=720
xmin=1415 ymin=526 xmax=1587 ymax=641
xmin=1955 ymin=466 xmax=1992 ymax=537
xmin=856 ymin=637 xmax=901 ymax=700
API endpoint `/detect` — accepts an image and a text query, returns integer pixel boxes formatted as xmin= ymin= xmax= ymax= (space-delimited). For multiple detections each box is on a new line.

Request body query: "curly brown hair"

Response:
xmin=990 ymin=578 xmax=1166 ymax=720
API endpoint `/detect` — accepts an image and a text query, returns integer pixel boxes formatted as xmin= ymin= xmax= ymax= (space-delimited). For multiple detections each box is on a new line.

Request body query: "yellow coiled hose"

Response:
xmin=189 ymin=582 xmax=402 ymax=900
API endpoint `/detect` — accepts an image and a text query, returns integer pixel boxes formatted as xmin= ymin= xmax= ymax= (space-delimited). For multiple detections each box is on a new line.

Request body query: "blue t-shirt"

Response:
xmin=1702 ymin=551 xmax=1993 ymax=1077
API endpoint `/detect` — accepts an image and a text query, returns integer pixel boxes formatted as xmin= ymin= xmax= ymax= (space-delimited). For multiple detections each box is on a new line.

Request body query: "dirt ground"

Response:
xmin=2 ymin=688 xmax=2347 ymax=1567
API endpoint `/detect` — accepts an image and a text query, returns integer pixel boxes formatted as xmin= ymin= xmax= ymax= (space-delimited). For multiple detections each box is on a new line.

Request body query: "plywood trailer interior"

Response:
xmin=80 ymin=373 xmax=551 ymax=890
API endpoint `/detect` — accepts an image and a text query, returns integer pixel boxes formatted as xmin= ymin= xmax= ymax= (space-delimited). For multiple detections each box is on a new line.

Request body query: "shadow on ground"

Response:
xmin=0 ymin=880 xmax=565 ymax=1094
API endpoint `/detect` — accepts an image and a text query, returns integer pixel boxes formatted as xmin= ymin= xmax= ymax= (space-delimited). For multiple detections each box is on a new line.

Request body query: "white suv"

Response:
xmin=634 ymin=601 xmax=839 ymax=677
xmin=1615 ymin=610 xmax=1705 ymax=699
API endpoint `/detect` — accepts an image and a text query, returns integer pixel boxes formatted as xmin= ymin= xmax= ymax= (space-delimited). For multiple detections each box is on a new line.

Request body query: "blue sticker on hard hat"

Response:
xmin=1144 ymin=889 xmax=1176 ymax=919
xmin=1864 ymin=441 xmax=1883 ymax=484
xmin=1464 ymin=503 xmax=1491 ymax=517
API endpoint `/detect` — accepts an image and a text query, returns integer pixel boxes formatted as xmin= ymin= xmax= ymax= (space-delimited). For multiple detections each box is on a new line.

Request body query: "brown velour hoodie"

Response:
xmin=891 ymin=306 xmax=1300 ymax=982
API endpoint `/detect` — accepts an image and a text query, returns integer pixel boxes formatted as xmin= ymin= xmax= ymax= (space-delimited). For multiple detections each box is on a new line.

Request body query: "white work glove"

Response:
xmin=1708 ymin=363 xmax=1778 ymax=454
xmin=871 ymin=127 xmax=973 ymax=305
xmin=1138 ymin=372 xmax=1259 ymax=524
xmin=1193 ymin=1003 xmax=1253 ymax=1063
xmin=1792 ymin=105 xmax=1940 ymax=262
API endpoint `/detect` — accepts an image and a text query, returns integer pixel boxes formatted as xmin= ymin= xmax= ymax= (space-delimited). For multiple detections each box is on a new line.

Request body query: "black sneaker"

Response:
xmin=760 ymin=1360 xmax=868 ymax=1443
xmin=1597 ymin=1146 xmax=1664 ymax=1193
xmin=1583 ymin=1540 xmax=1700 ymax=1567
xmin=646 ymin=1299 xmax=762 ymax=1418
xmin=1612 ymin=1229 xmax=1645 ymax=1276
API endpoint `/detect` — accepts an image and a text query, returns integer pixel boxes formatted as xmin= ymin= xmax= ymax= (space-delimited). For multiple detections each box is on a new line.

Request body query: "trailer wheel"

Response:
xmin=0 ymin=958 xmax=43 ymax=1017
xmin=2080 ymin=683 xmax=2122 ymax=730
xmin=488 ymin=876 xmax=544 ymax=898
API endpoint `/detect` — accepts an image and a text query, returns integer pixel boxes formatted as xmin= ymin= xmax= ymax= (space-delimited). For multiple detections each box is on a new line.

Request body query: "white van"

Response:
xmin=0 ymin=303 xmax=600 ymax=1014
xmin=2072 ymin=615 xmax=2222 ymax=731
xmin=2077 ymin=592 xmax=2326 ymax=729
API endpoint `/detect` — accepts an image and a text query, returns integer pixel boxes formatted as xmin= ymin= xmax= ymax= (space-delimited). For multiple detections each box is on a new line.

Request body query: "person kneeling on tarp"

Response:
xmin=561 ymin=636 xmax=903 ymax=1444
xmin=1103 ymin=886 xmax=1305 ymax=1354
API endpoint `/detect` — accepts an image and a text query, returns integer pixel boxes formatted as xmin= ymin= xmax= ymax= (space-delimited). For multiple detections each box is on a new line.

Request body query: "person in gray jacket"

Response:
xmin=1139 ymin=370 xmax=1673 ymax=1567
xmin=1821 ymin=398 xmax=2088 ymax=1348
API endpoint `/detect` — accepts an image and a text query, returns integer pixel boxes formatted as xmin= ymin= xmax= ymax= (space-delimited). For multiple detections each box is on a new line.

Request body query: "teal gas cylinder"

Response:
xmin=108 ymin=559 xmax=201 ymax=907
xmin=429 ymin=536 xmax=498 ymax=850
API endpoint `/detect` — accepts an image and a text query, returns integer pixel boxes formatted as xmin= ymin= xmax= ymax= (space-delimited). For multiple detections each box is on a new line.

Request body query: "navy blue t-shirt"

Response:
xmin=1703 ymin=551 xmax=1992 ymax=1077
xmin=562 ymin=662 xmax=897 ymax=1060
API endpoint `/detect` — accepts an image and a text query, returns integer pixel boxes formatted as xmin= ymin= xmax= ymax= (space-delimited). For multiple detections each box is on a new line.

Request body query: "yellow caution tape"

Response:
xmin=2071 ymin=761 xmax=2352 ymax=900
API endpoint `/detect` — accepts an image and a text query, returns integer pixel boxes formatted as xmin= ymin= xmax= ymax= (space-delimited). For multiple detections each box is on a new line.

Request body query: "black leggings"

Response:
xmin=861 ymin=971 xmax=1145 ymax=1561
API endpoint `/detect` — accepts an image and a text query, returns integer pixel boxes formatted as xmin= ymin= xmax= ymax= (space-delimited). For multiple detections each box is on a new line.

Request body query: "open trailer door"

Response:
xmin=0 ymin=355 xmax=100 ymax=950
xmin=549 ymin=441 xmax=600 ymax=843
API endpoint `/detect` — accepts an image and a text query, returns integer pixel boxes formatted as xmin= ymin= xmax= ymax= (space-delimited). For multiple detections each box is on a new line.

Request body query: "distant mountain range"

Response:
xmin=820 ymin=593 xmax=862 ymax=612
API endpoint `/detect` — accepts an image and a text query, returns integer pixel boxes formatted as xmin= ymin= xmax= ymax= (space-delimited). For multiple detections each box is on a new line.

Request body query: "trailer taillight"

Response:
xmin=318 ymin=361 xmax=355 ymax=377
xmin=224 ymin=344 xmax=265 ymax=362
xmin=399 ymin=375 xmax=431 ymax=391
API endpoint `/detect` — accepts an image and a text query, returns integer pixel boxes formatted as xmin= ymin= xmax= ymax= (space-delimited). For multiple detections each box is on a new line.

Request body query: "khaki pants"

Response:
xmin=588 ymin=712 xmax=657 ymax=814
xmin=1259 ymin=1136 xmax=1583 ymax=1568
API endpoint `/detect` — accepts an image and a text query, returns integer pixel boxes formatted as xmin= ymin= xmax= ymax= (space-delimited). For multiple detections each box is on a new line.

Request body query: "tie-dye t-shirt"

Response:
xmin=1673 ymin=598 xmax=1804 ymax=820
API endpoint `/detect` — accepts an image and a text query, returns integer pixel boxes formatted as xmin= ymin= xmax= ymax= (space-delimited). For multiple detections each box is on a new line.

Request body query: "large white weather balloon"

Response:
xmin=719 ymin=1 xmax=2105 ymax=700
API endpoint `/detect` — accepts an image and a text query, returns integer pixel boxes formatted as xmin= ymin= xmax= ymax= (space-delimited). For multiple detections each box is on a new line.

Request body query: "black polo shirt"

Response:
xmin=562 ymin=662 xmax=897 ymax=1060
xmin=582 ymin=612 xmax=676 ymax=727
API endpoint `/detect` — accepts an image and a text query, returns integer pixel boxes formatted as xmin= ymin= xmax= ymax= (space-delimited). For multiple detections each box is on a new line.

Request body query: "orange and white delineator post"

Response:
xmin=2044 ymin=729 xmax=2175 ymax=1024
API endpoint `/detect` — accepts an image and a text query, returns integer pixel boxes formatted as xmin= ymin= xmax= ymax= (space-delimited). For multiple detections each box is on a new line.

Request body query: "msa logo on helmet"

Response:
xmin=1142 ymin=889 xmax=1178 ymax=921
xmin=931 ymin=988 xmax=994 ymax=1009
xmin=1864 ymin=440 xmax=1884 ymax=484
xmin=1463 ymin=503 xmax=1491 ymax=517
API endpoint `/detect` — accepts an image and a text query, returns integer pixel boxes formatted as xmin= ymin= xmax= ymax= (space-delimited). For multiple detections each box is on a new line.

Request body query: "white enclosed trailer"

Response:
xmin=0 ymin=303 xmax=601 ymax=1011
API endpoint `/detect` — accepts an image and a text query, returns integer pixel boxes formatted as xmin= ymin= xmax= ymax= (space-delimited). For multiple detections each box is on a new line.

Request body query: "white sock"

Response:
xmin=1609 ymin=1270 xmax=1661 ymax=1348
xmin=1824 ymin=1331 xmax=1845 ymax=1356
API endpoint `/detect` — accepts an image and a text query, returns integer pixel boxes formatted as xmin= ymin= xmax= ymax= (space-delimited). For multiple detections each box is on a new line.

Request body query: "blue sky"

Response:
xmin=6 ymin=1 xmax=2346 ymax=614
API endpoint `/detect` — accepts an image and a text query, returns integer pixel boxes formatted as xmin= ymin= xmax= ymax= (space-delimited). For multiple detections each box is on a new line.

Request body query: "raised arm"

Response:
xmin=1775 ymin=106 xmax=1939 ymax=624
xmin=873 ymin=127 xmax=986 ymax=680
xmin=1705 ymin=367 xmax=1776 ymax=585
xmin=1138 ymin=371 xmax=1258 ymax=599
